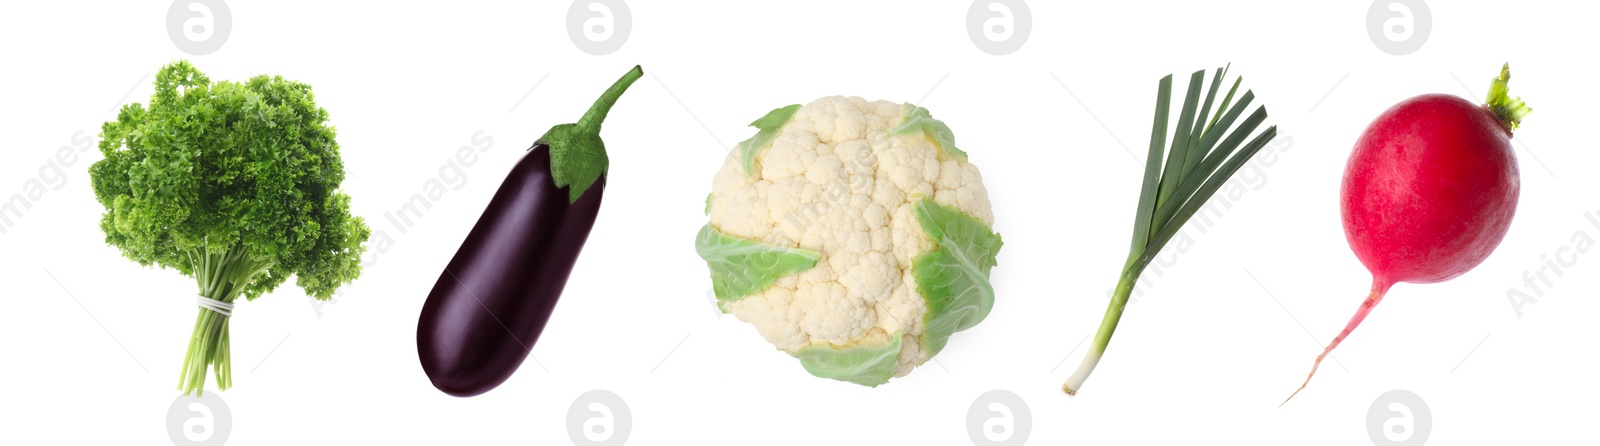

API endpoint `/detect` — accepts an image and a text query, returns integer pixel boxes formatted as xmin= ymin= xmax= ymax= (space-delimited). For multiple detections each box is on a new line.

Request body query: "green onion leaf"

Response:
xmin=1184 ymin=66 xmax=1228 ymax=176
xmin=1128 ymin=75 xmax=1173 ymax=258
xmin=1154 ymin=71 xmax=1206 ymax=214
xmin=1065 ymin=65 xmax=1279 ymax=396
xmin=1146 ymin=101 xmax=1266 ymax=240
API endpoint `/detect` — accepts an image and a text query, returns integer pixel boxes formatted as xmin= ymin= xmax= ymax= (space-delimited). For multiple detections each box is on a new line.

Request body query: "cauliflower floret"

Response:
xmin=709 ymin=96 xmax=993 ymax=377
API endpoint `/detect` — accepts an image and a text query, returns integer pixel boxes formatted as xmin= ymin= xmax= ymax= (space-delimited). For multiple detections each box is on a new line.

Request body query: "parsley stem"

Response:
xmin=179 ymin=248 xmax=272 ymax=396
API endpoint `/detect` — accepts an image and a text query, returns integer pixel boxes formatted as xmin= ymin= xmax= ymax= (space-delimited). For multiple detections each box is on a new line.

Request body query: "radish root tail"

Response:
xmin=1281 ymin=285 xmax=1390 ymax=406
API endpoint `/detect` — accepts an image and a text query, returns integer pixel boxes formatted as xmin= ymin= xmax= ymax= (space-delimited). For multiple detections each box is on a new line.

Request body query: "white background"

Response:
xmin=2 ymin=0 xmax=1596 ymax=444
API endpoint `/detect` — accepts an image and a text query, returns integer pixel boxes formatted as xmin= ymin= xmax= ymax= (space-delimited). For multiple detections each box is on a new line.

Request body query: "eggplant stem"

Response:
xmin=1281 ymin=284 xmax=1390 ymax=406
xmin=578 ymin=65 xmax=644 ymax=132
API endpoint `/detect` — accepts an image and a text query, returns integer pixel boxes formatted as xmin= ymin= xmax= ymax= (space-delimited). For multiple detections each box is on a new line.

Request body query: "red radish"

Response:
xmin=1284 ymin=64 xmax=1531 ymax=404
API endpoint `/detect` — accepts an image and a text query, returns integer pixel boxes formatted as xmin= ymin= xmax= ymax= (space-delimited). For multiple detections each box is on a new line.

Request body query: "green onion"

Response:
xmin=1063 ymin=65 xmax=1278 ymax=395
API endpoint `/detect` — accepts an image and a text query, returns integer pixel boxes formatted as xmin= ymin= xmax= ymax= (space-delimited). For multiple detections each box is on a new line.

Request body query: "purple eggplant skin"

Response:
xmin=416 ymin=144 xmax=603 ymax=397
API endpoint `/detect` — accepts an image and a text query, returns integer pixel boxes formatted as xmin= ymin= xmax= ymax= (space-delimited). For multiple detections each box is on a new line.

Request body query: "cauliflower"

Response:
xmin=696 ymin=96 xmax=1002 ymax=386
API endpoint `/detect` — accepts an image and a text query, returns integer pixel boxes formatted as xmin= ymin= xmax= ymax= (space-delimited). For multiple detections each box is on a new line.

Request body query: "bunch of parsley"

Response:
xmin=91 ymin=61 xmax=370 ymax=396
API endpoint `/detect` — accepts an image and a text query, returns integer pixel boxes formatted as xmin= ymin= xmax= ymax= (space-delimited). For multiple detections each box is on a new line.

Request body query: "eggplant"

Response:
xmin=418 ymin=66 xmax=642 ymax=397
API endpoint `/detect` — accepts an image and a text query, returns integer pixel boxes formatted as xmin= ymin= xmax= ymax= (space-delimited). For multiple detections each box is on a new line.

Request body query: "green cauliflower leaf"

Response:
xmin=912 ymin=198 xmax=1002 ymax=358
xmin=797 ymin=333 xmax=903 ymax=388
xmin=889 ymin=105 xmax=967 ymax=160
xmin=694 ymin=224 xmax=820 ymax=309
xmin=734 ymin=104 xmax=801 ymax=177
